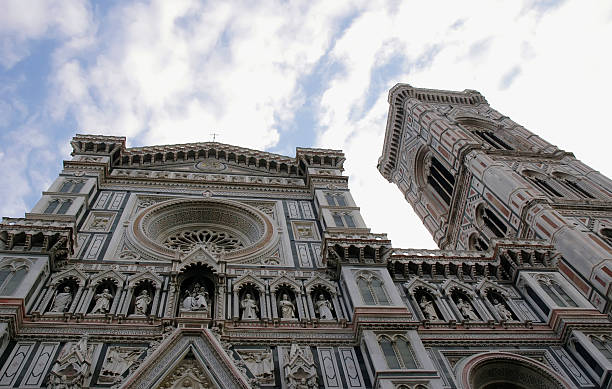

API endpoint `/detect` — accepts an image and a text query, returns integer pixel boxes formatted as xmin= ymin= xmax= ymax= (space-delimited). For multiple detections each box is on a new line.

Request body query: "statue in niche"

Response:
xmin=91 ymin=288 xmax=113 ymax=314
xmin=134 ymin=289 xmax=152 ymax=315
xmin=50 ymin=286 xmax=73 ymax=313
xmin=241 ymin=293 xmax=259 ymax=320
xmin=456 ymin=298 xmax=479 ymax=321
xmin=279 ymin=293 xmax=296 ymax=319
xmin=419 ymin=296 xmax=439 ymax=321
xmin=182 ymin=283 xmax=209 ymax=311
xmin=493 ymin=298 xmax=515 ymax=321
xmin=315 ymin=294 xmax=334 ymax=320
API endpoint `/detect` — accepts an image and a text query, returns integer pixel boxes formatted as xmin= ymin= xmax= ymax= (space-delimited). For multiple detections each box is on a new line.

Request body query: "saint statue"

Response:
xmin=279 ymin=293 xmax=295 ymax=319
xmin=493 ymin=298 xmax=514 ymax=321
xmin=419 ymin=296 xmax=439 ymax=321
xmin=241 ymin=293 xmax=259 ymax=320
xmin=456 ymin=298 xmax=479 ymax=321
xmin=315 ymin=294 xmax=334 ymax=320
xmin=134 ymin=289 xmax=152 ymax=315
xmin=50 ymin=286 xmax=73 ymax=313
xmin=182 ymin=283 xmax=209 ymax=311
xmin=91 ymin=288 xmax=113 ymax=314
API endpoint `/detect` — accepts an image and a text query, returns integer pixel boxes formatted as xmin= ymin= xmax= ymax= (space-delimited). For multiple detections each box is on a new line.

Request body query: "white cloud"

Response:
xmin=48 ymin=0 xmax=360 ymax=151
xmin=1 ymin=0 xmax=611 ymax=252
xmin=314 ymin=0 xmax=612 ymax=249
xmin=0 ymin=0 xmax=94 ymax=69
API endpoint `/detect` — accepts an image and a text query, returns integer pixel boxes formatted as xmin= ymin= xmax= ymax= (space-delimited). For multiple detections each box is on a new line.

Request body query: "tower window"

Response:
xmin=378 ymin=335 xmax=418 ymax=369
xmin=357 ymin=273 xmax=390 ymax=305
xmin=325 ymin=193 xmax=347 ymax=207
xmin=473 ymin=130 xmax=513 ymax=150
xmin=537 ymin=276 xmax=577 ymax=307
xmin=59 ymin=179 xmax=85 ymax=193
xmin=44 ymin=199 xmax=73 ymax=215
xmin=332 ymin=212 xmax=356 ymax=228
xmin=427 ymin=157 xmax=455 ymax=205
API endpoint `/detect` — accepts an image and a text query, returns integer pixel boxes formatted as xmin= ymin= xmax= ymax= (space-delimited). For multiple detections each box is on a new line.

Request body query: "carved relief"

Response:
xmin=47 ymin=335 xmax=93 ymax=389
xmin=235 ymin=348 xmax=275 ymax=385
xmin=99 ymin=346 xmax=143 ymax=384
xmin=282 ymin=344 xmax=318 ymax=389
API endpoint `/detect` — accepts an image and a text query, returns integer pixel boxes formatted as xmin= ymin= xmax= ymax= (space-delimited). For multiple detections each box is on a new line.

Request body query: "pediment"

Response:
xmin=402 ymin=278 xmax=440 ymax=296
xmin=121 ymin=330 xmax=249 ymax=389
xmin=128 ymin=270 xmax=163 ymax=288
xmin=90 ymin=269 xmax=127 ymax=286
xmin=440 ymin=279 xmax=475 ymax=297
xmin=475 ymin=279 xmax=510 ymax=297
xmin=50 ymin=268 xmax=87 ymax=286
xmin=177 ymin=245 xmax=221 ymax=273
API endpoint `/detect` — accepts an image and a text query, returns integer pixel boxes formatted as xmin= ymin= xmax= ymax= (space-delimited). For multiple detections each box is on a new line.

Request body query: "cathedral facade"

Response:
xmin=0 ymin=84 xmax=610 ymax=388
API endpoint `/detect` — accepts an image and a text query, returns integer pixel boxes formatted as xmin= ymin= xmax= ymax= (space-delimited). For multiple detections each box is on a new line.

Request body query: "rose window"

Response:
xmin=130 ymin=198 xmax=277 ymax=261
xmin=163 ymin=228 xmax=245 ymax=253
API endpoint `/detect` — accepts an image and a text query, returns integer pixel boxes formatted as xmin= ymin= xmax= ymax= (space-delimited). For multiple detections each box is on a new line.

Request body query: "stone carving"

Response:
xmin=315 ymin=294 xmax=334 ymax=320
xmin=157 ymin=358 xmax=214 ymax=389
xmin=419 ymin=296 xmax=439 ymax=321
xmin=91 ymin=289 xmax=113 ymax=314
xmin=49 ymin=286 xmax=73 ymax=313
xmin=164 ymin=228 xmax=245 ymax=254
xmin=241 ymin=293 xmax=259 ymax=320
xmin=456 ymin=298 xmax=479 ymax=321
xmin=279 ymin=294 xmax=296 ymax=319
xmin=99 ymin=346 xmax=142 ymax=384
xmin=90 ymin=215 xmax=112 ymax=231
xmin=47 ymin=335 xmax=92 ymax=389
xmin=493 ymin=298 xmax=515 ymax=321
xmin=283 ymin=344 xmax=318 ymax=389
xmin=134 ymin=290 xmax=152 ymax=315
xmin=236 ymin=349 xmax=275 ymax=385
xmin=182 ymin=283 xmax=209 ymax=312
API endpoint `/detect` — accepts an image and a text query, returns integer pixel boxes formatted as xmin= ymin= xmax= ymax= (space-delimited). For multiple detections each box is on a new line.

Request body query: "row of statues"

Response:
xmin=239 ymin=293 xmax=335 ymax=320
xmin=49 ymin=286 xmax=152 ymax=315
xmin=49 ymin=284 xmax=336 ymax=320
xmin=418 ymin=295 xmax=515 ymax=322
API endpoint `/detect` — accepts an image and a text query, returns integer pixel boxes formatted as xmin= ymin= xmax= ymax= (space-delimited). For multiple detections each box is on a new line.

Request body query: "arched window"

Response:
xmin=590 ymin=335 xmax=612 ymax=362
xmin=476 ymin=204 xmax=507 ymax=239
xmin=58 ymin=199 xmax=73 ymax=214
xmin=537 ymin=276 xmax=577 ymax=307
xmin=472 ymin=129 xmax=513 ymax=150
xmin=59 ymin=179 xmax=85 ymax=193
xmin=378 ymin=335 xmax=418 ymax=369
xmin=0 ymin=263 xmax=29 ymax=295
xmin=44 ymin=199 xmax=60 ymax=214
xmin=427 ymin=156 xmax=455 ymax=206
xmin=332 ymin=212 xmax=356 ymax=228
xmin=357 ymin=273 xmax=389 ymax=305
xmin=325 ymin=193 xmax=347 ymax=207
xmin=468 ymin=232 xmax=489 ymax=251
xmin=553 ymin=172 xmax=595 ymax=199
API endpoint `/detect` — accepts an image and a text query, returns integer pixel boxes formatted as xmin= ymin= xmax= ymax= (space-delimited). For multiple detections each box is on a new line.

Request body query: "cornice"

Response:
xmin=378 ymin=83 xmax=488 ymax=180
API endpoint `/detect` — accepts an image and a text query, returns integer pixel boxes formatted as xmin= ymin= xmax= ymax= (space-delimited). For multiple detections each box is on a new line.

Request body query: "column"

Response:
xmin=331 ymin=295 xmax=343 ymax=321
xmin=78 ymin=287 xmax=95 ymax=314
xmin=34 ymin=286 xmax=54 ymax=313
xmin=295 ymin=292 xmax=306 ymax=321
xmin=270 ymin=291 xmax=278 ymax=319
xmin=305 ymin=293 xmax=316 ymax=320
xmin=120 ymin=287 xmax=134 ymax=315
xmin=110 ymin=285 xmax=124 ymax=315
xmin=232 ymin=290 xmax=239 ymax=320
xmin=68 ymin=286 xmax=84 ymax=314
xmin=150 ymin=287 xmax=161 ymax=318
xmin=259 ymin=291 xmax=267 ymax=320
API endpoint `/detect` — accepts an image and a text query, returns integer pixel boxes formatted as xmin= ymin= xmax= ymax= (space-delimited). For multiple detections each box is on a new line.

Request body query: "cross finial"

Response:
xmin=210 ymin=133 xmax=220 ymax=142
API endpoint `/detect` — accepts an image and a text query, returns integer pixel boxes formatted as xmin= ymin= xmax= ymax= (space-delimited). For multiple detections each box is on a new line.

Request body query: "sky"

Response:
xmin=1 ymin=0 xmax=611 ymax=251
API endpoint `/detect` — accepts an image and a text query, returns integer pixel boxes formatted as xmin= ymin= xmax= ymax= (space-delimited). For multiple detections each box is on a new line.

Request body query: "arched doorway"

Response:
xmin=459 ymin=352 xmax=571 ymax=389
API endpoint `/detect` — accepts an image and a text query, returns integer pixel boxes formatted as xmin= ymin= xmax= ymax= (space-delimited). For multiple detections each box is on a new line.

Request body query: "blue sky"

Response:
xmin=1 ymin=0 xmax=611 ymax=250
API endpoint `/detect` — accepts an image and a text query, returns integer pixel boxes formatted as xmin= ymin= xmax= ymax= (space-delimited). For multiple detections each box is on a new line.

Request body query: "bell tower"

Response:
xmin=378 ymin=84 xmax=612 ymax=314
